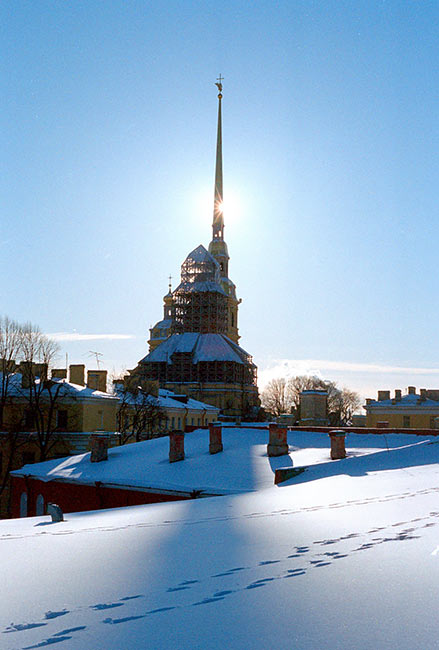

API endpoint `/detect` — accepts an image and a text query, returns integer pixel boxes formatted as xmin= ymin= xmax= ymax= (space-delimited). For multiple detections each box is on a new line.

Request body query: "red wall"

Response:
xmin=10 ymin=475 xmax=190 ymax=519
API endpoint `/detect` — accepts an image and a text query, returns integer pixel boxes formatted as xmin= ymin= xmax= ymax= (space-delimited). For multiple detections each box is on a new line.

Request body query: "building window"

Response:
xmin=20 ymin=492 xmax=28 ymax=518
xmin=57 ymin=410 xmax=68 ymax=430
xmin=22 ymin=451 xmax=35 ymax=466
xmin=36 ymin=494 xmax=45 ymax=516
xmin=191 ymin=418 xmax=194 ymax=425
xmin=197 ymin=418 xmax=200 ymax=426
xmin=171 ymin=417 xmax=175 ymax=429
xmin=403 ymin=416 xmax=410 ymax=428
xmin=177 ymin=417 xmax=181 ymax=430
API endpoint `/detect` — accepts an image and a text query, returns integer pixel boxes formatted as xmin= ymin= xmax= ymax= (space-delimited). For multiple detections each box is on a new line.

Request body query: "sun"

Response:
xmin=216 ymin=191 xmax=242 ymax=222
xmin=193 ymin=188 xmax=242 ymax=226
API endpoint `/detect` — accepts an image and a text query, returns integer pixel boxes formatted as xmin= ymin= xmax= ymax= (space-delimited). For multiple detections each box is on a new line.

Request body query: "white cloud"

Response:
xmin=47 ymin=332 xmax=136 ymax=342
xmin=258 ymin=358 xmax=439 ymax=400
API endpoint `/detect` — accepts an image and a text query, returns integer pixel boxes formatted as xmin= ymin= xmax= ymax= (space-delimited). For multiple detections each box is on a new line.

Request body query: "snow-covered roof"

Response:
xmin=193 ymin=333 xmax=244 ymax=364
xmin=150 ymin=318 xmax=172 ymax=331
xmin=366 ymin=393 xmax=439 ymax=409
xmin=140 ymin=332 xmax=199 ymax=363
xmin=0 ymin=372 xmax=117 ymax=401
xmin=10 ymin=429 xmax=422 ymax=495
xmin=157 ymin=389 xmax=218 ymax=412
xmin=140 ymin=333 xmax=252 ymax=365
xmin=174 ymin=280 xmax=226 ymax=294
xmin=113 ymin=385 xmax=218 ymax=414
xmin=3 ymin=430 xmax=439 ymax=649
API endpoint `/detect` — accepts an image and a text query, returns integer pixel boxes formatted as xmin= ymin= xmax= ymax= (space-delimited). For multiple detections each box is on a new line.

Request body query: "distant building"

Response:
xmin=299 ymin=390 xmax=328 ymax=426
xmin=135 ymin=81 xmax=259 ymax=417
xmin=0 ymin=364 xmax=218 ymax=517
xmin=0 ymin=363 xmax=119 ymax=517
xmin=365 ymin=386 xmax=439 ymax=429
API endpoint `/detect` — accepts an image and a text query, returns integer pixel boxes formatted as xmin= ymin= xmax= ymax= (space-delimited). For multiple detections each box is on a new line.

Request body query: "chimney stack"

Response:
xmin=209 ymin=422 xmax=223 ymax=454
xmin=267 ymin=423 xmax=289 ymax=457
xmin=169 ymin=431 xmax=185 ymax=463
xmin=51 ymin=368 xmax=67 ymax=380
xmin=395 ymin=389 xmax=402 ymax=401
xmin=90 ymin=434 xmax=109 ymax=462
xmin=69 ymin=364 xmax=85 ymax=386
xmin=87 ymin=370 xmax=107 ymax=392
xmin=378 ymin=390 xmax=390 ymax=401
xmin=408 ymin=386 xmax=416 ymax=395
xmin=34 ymin=363 xmax=48 ymax=381
xmin=18 ymin=361 xmax=33 ymax=389
xmin=329 ymin=430 xmax=346 ymax=460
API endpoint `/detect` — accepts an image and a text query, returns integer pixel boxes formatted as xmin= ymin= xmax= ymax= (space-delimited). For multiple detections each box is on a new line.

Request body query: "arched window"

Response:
xmin=36 ymin=494 xmax=45 ymax=516
xmin=20 ymin=492 xmax=28 ymax=518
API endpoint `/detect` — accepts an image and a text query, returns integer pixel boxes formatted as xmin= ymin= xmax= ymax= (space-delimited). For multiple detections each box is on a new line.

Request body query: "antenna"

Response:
xmin=89 ymin=350 xmax=103 ymax=369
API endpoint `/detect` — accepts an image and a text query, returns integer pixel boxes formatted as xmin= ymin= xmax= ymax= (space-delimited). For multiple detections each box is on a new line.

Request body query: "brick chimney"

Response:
xmin=209 ymin=422 xmax=223 ymax=454
xmin=18 ymin=361 xmax=34 ymax=389
xmin=34 ymin=363 xmax=48 ymax=381
xmin=267 ymin=423 xmax=289 ymax=457
xmin=395 ymin=389 xmax=402 ymax=401
xmin=329 ymin=430 xmax=346 ymax=460
xmin=408 ymin=386 xmax=416 ymax=395
xmin=69 ymin=364 xmax=85 ymax=386
xmin=169 ymin=431 xmax=185 ymax=463
xmin=90 ymin=434 xmax=108 ymax=462
xmin=378 ymin=390 xmax=390 ymax=401
xmin=51 ymin=368 xmax=67 ymax=380
xmin=87 ymin=370 xmax=107 ymax=392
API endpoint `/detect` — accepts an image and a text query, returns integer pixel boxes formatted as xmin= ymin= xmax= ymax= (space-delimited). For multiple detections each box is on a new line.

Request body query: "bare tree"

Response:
xmin=0 ymin=317 xmax=28 ymax=510
xmin=330 ymin=387 xmax=362 ymax=426
xmin=16 ymin=323 xmax=64 ymax=462
xmin=261 ymin=378 xmax=291 ymax=417
xmin=114 ymin=377 xmax=165 ymax=444
xmin=286 ymin=375 xmax=327 ymax=415
xmin=262 ymin=374 xmax=361 ymax=425
xmin=0 ymin=316 xmax=23 ymax=429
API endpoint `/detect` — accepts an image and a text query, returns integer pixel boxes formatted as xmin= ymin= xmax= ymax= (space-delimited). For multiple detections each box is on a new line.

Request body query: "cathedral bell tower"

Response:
xmin=208 ymin=77 xmax=240 ymax=344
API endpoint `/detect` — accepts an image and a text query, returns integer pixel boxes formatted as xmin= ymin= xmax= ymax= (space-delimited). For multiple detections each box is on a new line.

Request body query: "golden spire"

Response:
xmin=212 ymin=75 xmax=224 ymax=240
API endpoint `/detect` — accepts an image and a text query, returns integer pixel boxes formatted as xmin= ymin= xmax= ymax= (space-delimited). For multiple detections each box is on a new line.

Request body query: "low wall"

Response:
xmin=10 ymin=476 xmax=191 ymax=519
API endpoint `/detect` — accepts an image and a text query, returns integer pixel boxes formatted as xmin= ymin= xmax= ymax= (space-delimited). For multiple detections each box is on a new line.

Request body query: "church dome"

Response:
xmin=180 ymin=245 xmax=221 ymax=285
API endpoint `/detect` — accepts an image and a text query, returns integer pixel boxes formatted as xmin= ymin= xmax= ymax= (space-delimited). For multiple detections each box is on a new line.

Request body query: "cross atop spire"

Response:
xmin=212 ymin=76 xmax=224 ymax=240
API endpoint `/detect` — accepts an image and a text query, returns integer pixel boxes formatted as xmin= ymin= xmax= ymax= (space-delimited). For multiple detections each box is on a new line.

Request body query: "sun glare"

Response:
xmin=194 ymin=189 xmax=242 ymax=224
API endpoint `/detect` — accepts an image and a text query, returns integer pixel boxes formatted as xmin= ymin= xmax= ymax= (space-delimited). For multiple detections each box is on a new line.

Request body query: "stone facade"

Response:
xmin=365 ymin=387 xmax=439 ymax=429
xmin=299 ymin=390 xmax=328 ymax=426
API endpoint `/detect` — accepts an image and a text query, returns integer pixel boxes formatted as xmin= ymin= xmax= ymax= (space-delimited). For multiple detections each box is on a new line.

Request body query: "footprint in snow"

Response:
xmin=3 ymin=622 xmax=47 ymax=633
xmin=44 ymin=611 xmax=68 ymax=620
xmin=23 ymin=636 xmax=72 ymax=648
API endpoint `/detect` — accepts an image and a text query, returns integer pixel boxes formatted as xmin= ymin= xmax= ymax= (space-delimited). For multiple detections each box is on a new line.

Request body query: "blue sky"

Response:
xmin=3 ymin=1 xmax=439 ymax=400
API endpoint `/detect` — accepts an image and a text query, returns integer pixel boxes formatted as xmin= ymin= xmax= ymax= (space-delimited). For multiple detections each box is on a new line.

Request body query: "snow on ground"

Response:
xmin=3 ymin=431 xmax=439 ymax=649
